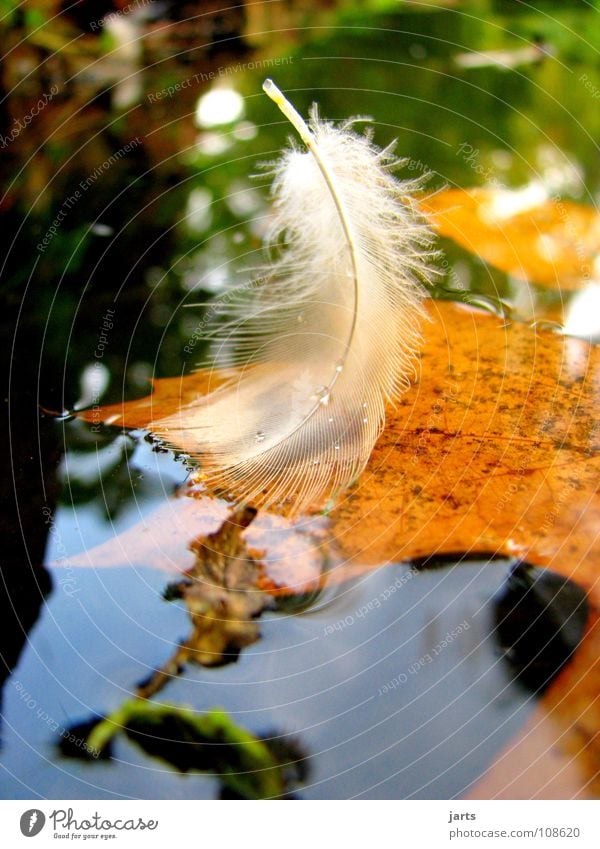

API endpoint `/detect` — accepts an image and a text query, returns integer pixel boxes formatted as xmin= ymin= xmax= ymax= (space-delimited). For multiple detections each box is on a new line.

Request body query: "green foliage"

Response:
xmin=84 ymin=700 xmax=305 ymax=799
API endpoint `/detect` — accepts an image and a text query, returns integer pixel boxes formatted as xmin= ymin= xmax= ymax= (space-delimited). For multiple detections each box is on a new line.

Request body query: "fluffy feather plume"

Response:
xmin=152 ymin=80 xmax=435 ymax=513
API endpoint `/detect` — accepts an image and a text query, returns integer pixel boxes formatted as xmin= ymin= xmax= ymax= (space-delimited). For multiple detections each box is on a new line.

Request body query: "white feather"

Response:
xmin=151 ymin=80 xmax=435 ymax=513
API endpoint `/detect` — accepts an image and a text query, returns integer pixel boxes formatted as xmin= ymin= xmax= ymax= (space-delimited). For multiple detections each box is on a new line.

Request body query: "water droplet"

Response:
xmin=462 ymin=293 xmax=510 ymax=319
xmin=363 ymin=417 xmax=368 ymax=424
xmin=313 ymin=385 xmax=330 ymax=405
xmin=328 ymin=416 xmax=334 ymax=423
xmin=362 ymin=402 xmax=368 ymax=409
xmin=530 ymin=319 xmax=564 ymax=335
xmin=255 ymin=430 xmax=265 ymax=443
xmin=334 ymin=443 xmax=340 ymax=451
xmin=313 ymin=459 xmax=320 ymax=465
xmin=335 ymin=362 xmax=343 ymax=373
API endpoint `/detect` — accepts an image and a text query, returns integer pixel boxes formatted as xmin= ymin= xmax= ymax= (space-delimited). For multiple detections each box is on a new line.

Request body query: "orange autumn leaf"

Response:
xmin=330 ymin=300 xmax=599 ymax=586
xmin=79 ymin=366 xmax=237 ymax=431
xmin=419 ymin=188 xmax=600 ymax=289
xmin=467 ymin=607 xmax=600 ymax=799
xmin=78 ymin=299 xmax=600 ymax=594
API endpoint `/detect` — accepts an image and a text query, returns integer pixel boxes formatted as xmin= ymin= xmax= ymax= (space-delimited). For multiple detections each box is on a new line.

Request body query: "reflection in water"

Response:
xmin=0 ymin=544 xmax=538 ymax=799
xmin=62 ymin=700 xmax=309 ymax=800
xmin=493 ymin=562 xmax=589 ymax=695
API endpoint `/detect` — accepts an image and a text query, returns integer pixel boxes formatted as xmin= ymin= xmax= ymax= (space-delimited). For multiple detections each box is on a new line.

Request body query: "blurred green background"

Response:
xmin=1 ymin=0 xmax=599 ymax=802
xmin=2 ymin=0 xmax=599 ymax=397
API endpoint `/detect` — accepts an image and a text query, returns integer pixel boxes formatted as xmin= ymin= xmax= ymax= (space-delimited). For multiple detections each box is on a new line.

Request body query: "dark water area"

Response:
xmin=1 ymin=1 xmax=598 ymax=799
